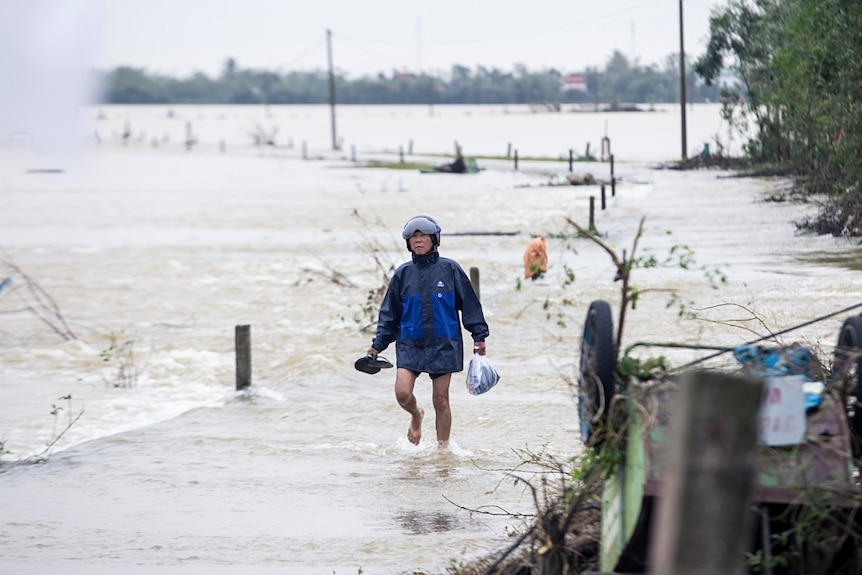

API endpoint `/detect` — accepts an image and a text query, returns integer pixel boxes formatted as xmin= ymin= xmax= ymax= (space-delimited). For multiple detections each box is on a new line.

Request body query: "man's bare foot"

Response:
xmin=407 ymin=408 xmax=424 ymax=445
xmin=437 ymin=440 xmax=449 ymax=450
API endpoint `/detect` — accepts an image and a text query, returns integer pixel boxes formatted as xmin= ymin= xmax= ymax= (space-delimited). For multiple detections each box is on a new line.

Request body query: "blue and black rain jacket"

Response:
xmin=371 ymin=250 xmax=489 ymax=375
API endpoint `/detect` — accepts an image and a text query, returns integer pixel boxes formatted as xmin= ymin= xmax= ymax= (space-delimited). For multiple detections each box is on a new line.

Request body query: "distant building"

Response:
xmin=393 ymin=71 xmax=415 ymax=80
xmin=560 ymin=74 xmax=588 ymax=93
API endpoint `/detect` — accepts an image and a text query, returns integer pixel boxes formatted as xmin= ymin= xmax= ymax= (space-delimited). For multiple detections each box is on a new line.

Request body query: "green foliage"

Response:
xmin=356 ymin=283 xmax=387 ymax=333
xmin=570 ymin=434 xmax=623 ymax=481
xmin=535 ymin=270 xmax=576 ymax=329
xmin=359 ymin=160 xmax=435 ymax=171
xmin=527 ymin=263 xmax=545 ymax=280
xmin=625 ymin=241 xmax=725 ymax=318
xmin=744 ymin=488 xmax=857 ymax=574
xmin=566 ymin=217 xmax=728 ymax=365
xmin=562 ymin=264 xmax=575 ymax=287
xmin=100 ymin=331 xmax=138 ymax=388
xmin=617 ymin=354 xmax=670 ymax=381
xmin=50 ymin=395 xmax=73 ymax=436
xmin=4 ymin=395 xmax=85 ymax=466
xmin=97 ymin=54 xmax=722 ymax=106
xmin=693 ymin=0 xmax=862 ymax=235
xmin=351 ymin=208 xmax=399 ymax=333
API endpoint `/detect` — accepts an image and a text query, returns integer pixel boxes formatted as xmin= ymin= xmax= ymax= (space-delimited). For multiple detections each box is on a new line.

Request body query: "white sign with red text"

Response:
xmin=757 ymin=375 xmax=807 ymax=446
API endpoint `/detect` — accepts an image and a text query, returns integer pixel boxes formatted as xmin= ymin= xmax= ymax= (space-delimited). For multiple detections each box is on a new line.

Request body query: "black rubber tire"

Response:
xmin=578 ymin=300 xmax=615 ymax=447
xmin=833 ymin=315 xmax=862 ymax=457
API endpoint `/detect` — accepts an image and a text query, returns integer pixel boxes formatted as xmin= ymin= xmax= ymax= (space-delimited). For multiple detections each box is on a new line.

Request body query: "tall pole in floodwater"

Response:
xmin=678 ymin=0 xmax=688 ymax=160
xmin=327 ymin=29 xmax=338 ymax=151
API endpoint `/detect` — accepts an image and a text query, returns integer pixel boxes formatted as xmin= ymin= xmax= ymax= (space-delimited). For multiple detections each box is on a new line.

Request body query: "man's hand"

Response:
xmin=473 ymin=342 xmax=486 ymax=356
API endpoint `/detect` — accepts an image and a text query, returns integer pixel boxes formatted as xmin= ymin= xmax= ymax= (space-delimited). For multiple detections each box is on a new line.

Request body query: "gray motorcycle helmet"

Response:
xmin=401 ymin=214 xmax=441 ymax=251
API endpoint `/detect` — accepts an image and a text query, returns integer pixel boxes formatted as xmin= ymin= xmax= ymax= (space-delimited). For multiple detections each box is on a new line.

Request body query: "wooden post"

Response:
xmin=648 ymin=370 xmax=763 ymax=575
xmin=612 ymin=177 xmax=616 ymax=197
xmin=408 ymin=139 xmax=413 ymax=155
xmin=351 ymin=144 xmax=356 ymax=162
xmin=514 ymin=149 xmax=519 ymax=171
xmin=235 ymin=325 xmax=251 ymax=391
xmin=601 ymin=185 xmax=606 ymax=210
xmin=506 ymin=142 xmax=512 ymax=158
xmin=589 ymin=196 xmax=595 ymax=232
xmin=469 ymin=267 xmax=480 ymax=301
xmin=569 ymin=149 xmax=574 ymax=172
xmin=610 ymin=154 xmax=615 ymax=178
xmin=399 ymin=145 xmax=404 ymax=163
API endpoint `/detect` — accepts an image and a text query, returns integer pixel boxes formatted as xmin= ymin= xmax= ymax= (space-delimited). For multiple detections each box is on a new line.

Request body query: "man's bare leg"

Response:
xmin=394 ymin=368 xmax=423 ymax=445
xmin=431 ymin=373 xmax=453 ymax=449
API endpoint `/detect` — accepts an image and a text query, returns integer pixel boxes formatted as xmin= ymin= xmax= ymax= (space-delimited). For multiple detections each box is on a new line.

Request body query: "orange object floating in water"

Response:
xmin=523 ymin=237 xmax=548 ymax=280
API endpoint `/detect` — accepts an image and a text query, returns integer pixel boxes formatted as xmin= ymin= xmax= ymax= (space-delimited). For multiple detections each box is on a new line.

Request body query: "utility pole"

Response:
xmin=678 ymin=0 xmax=688 ymax=160
xmin=327 ymin=29 xmax=338 ymax=151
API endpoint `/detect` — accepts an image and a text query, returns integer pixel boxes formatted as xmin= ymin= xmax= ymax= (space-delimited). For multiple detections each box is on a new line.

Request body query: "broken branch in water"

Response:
xmin=0 ymin=249 xmax=78 ymax=341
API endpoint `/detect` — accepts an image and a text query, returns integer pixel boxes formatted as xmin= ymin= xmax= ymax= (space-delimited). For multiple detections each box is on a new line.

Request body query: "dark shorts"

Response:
xmin=410 ymin=370 xmax=448 ymax=381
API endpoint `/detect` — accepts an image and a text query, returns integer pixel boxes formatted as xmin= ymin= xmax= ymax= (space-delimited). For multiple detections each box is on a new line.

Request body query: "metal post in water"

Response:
xmin=469 ymin=267 xmax=480 ymax=301
xmin=514 ymin=149 xmax=519 ymax=171
xmin=569 ymin=149 xmax=573 ymax=172
xmin=589 ymin=196 xmax=596 ymax=232
xmin=601 ymin=185 xmax=606 ymax=210
xmin=235 ymin=325 xmax=251 ymax=391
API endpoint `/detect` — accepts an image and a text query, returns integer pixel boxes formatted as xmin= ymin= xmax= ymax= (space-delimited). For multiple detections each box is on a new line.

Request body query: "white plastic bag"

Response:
xmin=465 ymin=353 xmax=500 ymax=395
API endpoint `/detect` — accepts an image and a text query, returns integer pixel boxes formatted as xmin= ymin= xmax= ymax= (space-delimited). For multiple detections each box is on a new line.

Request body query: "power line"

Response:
xmin=334 ymin=35 xmax=411 ymax=73
xmin=280 ymin=39 xmax=327 ymax=70
xmin=338 ymin=0 xmax=663 ymax=47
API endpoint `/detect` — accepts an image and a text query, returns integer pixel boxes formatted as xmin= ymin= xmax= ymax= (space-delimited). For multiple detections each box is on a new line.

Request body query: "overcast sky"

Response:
xmin=0 ymin=0 xmax=724 ymax=160
xmin=89 ymin=0 xmax=723 ymax=78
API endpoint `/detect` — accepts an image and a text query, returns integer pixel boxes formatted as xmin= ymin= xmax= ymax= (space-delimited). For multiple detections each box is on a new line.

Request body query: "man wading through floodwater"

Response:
xmin=365 ymin=215 xmax=489 ymax=449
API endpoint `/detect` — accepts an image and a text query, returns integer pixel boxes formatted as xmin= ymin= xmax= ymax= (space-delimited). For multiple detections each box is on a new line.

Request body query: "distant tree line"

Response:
xmin=695 ymin=0 xmax=862 ymax=236
xmin=100 ymin=51 xmax=725 ymax=107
